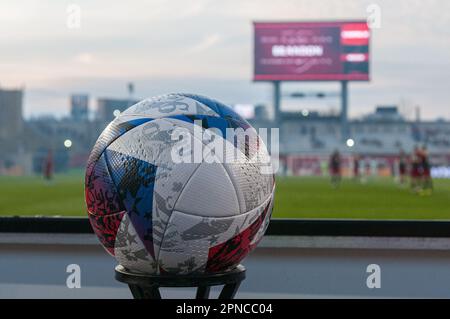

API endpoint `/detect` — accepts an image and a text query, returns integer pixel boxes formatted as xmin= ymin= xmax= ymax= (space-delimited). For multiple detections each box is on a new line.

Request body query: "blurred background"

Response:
xmin=1 ymin=0 xmax=450 ymax=219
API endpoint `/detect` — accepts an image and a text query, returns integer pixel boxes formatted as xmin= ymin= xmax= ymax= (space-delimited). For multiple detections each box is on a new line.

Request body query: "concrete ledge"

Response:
xmin=259 ymin=236 xmax=450 ymax=251
xmin=0 ymin=233 xmax=98 ymax=246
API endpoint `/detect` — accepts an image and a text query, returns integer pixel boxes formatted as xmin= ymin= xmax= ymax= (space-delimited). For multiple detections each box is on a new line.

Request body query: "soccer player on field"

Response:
xmin=43 ymin=149 xmax=54 ymax=181
xmin=398 ymin=150 xmax=407 ymax=185
xmin=410 ymin=146 xmax=421 ymax=193
xmin=353 ymin=154 xmax=361 ymax=182
xmin=329 ymin=150 xmax=342 ymax=188
xmin=420 ymin=146 xmax=433 ymax=195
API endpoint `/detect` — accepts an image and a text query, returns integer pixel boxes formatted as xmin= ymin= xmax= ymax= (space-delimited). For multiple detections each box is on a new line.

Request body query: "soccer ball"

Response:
xmin=85 ymin=94 xmax=275 ymax=275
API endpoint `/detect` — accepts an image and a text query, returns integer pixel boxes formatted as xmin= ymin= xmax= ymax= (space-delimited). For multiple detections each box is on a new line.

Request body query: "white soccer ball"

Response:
xmin=85 ymin=94 xmax=275 ymax=274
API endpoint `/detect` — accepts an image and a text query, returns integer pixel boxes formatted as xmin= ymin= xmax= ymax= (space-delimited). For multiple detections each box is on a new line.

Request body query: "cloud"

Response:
xmin=73 ymin=53 xmax=94 ymax=64
xmin=188 ymin=34 xmax=221 ymax=53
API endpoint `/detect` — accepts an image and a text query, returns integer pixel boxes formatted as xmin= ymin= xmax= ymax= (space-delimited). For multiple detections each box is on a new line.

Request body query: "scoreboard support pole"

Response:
xmin=271 ymin=79 xmax=350 ymax=142
xmin=273 ymin=81 xmax=281 ymax=124
xmin=341 ymin=80 xmax=349 ymax=141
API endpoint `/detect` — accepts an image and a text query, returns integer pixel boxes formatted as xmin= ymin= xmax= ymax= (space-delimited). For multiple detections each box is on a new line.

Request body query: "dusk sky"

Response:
xmin=1 ymin=0 xmax=450 ymax=120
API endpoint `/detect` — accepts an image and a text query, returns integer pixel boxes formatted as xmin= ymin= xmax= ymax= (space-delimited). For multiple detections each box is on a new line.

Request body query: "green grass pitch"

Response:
xmin=1 ymin=172 xmax=449 ymax=219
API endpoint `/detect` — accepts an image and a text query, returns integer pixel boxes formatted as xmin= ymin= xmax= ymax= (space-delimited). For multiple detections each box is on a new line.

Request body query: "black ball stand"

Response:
xmin=115 ymin=264 xmax=246 ymax=299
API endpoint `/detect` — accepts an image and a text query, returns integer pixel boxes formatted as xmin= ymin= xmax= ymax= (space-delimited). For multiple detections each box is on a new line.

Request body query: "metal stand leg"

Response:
xmin=128 ymin=284 xmax=144 ymax=299
xmin=128 ymin=284 xmax=161 ymax=299
xmin=196 ymin=286 xmax=211 ymax=299
xmin=218 ymin=281 xmax=242 ymax=299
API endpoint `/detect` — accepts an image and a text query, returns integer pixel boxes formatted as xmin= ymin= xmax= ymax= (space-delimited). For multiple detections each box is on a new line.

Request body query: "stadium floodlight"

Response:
xmin=290 ymin=92 xmax=305 ymax=98
xmin=316 ymin=92 xmax=326 ymax=98
xmin=64 ymin=139 xmax=72 ymax=148
xmin=346 ymin=138 xmax=355 ymax=147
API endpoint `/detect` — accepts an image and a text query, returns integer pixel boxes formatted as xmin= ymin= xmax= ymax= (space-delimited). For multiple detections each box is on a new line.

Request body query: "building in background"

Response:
xmin=364 ymin=106 xmax=404 ymax=122
xmin=0 ymin=87 xmax=23 ymax=141
xmin=254 ymin=104 xmax=269 ymax=121
xmin=0 ymin=87 xmax=31 ymax=175
xmin=97 ymin=98 xmax=139 ymax=123
xmin=70 ymin=94 xmax=89 ymax=121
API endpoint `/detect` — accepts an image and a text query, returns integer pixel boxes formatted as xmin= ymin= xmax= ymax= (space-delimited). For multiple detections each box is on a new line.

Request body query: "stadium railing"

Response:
xmin=1 ymin=217 xmax=450 ymax=237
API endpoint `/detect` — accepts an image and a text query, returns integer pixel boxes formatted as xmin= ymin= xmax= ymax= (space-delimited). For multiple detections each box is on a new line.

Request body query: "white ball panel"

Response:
xmin=224 ymin=161 xmax=274 ymax=213
xmin=174 ymin=162 xmax=240 ymax=217
xmin=157 ymin=194 xmax=273 ymax=274
xmin=249 ymin=194 xmax=274 ymax=246
xmin=121 ymin=94 xmax=219 ymax=118
xmin=225 ymin=127 xmax=274 ymax=213
xmin=107 ymin=118 xmax=175 ymax=165
xmin=114 ymin=213 xmax=156 ymax=274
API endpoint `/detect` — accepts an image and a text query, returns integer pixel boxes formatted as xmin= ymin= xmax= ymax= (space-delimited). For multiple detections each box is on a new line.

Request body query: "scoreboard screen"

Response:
xmin=253 ymin=21 xmax=370 ymax=81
